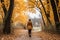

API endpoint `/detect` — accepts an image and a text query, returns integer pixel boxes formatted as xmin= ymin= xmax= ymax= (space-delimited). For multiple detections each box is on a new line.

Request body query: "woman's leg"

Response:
xmin=29 ymin=29 xmax=31 ymax=37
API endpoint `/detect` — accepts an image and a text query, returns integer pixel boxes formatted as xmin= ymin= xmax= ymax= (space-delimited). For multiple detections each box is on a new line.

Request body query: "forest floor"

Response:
xmin=0 ymin=28 xmax=60 ymax=40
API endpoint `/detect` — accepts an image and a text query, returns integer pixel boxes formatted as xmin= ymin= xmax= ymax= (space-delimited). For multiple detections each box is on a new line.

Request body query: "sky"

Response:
xmin=26 ymin=7 xmax=42 ymax=19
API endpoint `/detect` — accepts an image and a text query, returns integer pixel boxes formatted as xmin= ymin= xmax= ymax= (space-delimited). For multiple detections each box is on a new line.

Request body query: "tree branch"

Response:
xmin=1 ymin=0 xmax=7 ymax=16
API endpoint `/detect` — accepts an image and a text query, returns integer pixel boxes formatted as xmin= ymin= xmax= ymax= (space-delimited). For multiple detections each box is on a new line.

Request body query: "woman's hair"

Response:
xmin=29 ymin=19 xmax=31 ymax=21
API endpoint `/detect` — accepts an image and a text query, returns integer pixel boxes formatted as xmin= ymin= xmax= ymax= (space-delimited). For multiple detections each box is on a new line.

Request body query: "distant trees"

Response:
xmin=0 ymin=0 xmax=14 ymax=34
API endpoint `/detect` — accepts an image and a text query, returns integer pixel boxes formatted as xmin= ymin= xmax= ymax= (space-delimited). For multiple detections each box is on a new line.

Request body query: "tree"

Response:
xmin=39 ymin=0 xmax=54 ymax=30
xmin=50 ymin=0 xmax=60 ymax=31
xmin=0 ymin=0 xmax=14 ymax=34
xmin=55 ymin=0 xmax=59 ymax=6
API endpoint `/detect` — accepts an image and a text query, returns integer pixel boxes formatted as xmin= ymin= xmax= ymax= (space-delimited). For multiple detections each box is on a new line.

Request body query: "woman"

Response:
xmin=27 ymin=19 xmax=33 ymax=37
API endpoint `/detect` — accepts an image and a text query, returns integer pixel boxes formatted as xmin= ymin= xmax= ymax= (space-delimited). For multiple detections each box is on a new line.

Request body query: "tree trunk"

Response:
xmin=50 ymin=0 xmax=60 ymax=31
xmin=39 ymin=0 xmax=53 ymax=30
xmin=56 ymin=0 xmax=59 ymax=6
xmin=38 ymin=7 xmax=47 ymax=30
xmin=1 ymin=0 xmax=14 ymax=34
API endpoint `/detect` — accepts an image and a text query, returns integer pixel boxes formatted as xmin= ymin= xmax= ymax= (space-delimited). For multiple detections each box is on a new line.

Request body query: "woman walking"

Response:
xmin=27 ymin=19 xmax=33 ymax=37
